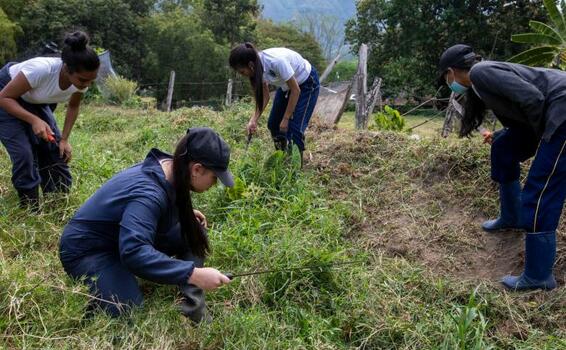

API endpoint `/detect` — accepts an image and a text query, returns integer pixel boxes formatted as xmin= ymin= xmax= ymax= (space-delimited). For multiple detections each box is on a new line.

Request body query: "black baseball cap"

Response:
xmin=437 ymin=44 xmax=477 ymax=85
xmin=185 ymin=127 xmax=234 ymax=187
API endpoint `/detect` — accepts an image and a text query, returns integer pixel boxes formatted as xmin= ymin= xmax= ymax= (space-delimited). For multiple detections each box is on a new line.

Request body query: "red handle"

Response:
xmin=47 ymin=134 xmax=56 ymax=143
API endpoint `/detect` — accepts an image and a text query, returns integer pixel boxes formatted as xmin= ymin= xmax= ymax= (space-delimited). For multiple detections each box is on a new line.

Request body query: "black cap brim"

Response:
xmin=214 ymin=169 xmax=234 ymax=187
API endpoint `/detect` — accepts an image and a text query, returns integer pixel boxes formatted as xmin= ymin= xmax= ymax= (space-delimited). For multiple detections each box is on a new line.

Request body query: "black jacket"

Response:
xmin=470 ymin=61 xmax=566 ymax=141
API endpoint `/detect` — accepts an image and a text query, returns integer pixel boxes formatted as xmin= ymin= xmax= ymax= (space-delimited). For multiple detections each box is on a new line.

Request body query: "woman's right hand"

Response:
xmin=481 ymin=130 xmax=493 ymax=145
xmin=188 ymin=267 xmax=231 ymax=290
xmin=247 ymin=118 xmax=258 ymax=135
xmin=31 ymin=118 xmax=55 ymax=142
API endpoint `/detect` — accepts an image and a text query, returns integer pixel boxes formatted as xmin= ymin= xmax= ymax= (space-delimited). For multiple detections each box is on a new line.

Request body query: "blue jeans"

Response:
xmin=0 ymin=63 xmax=71 ymax=194
xmin=267 ymin=68 xmax=320 ymax=151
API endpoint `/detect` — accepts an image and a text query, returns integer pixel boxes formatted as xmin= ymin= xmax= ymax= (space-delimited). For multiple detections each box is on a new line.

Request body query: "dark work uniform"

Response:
xmin=470 ymin=61 xmax=566 ymax=234
xmin=59 ymin=149 xmax=201 ymax=317
xmin=0 ymin=63 xmax=71 ymax=199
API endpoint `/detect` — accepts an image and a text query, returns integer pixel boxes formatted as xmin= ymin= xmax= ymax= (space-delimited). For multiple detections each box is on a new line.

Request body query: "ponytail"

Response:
xmin=460 ymin=89 xmax=487 ymax=137
xmin=457 ymin=54 xmax=485 ymax=137
xmin=61 ymin=31 xmax=100 ymax=73
xmin=229 ymin=42 xmax=264 ymax=113
xmin=173 ymin=134 xmax=209 ymax=258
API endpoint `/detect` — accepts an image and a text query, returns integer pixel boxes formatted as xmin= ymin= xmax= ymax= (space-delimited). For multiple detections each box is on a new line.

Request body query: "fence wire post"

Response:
xmin=355 ymin=44 xmax=368 ymax=129
xmin=166 ymin=70 xmax=175 ymax=112
xmin=225 ymin=79 xmax=233 ymax=106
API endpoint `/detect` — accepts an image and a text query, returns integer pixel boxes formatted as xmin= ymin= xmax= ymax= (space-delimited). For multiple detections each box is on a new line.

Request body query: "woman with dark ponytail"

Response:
xmin=0 ymin=31 xmax=99 ymax=210
xmin=438 ymin=44 xmax=566 ymax=291
xmin=229 ymin=43 xmax=320 ymax=162
xmin=59 ymin=128 xmax=233 ymax=320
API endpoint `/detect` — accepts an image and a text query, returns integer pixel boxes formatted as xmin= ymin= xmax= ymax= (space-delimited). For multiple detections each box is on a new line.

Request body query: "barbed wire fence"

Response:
xmin=136 ymin=67 xmax=496 ymax=138
xmin=138 ymin=78 xmax=252 ymax=110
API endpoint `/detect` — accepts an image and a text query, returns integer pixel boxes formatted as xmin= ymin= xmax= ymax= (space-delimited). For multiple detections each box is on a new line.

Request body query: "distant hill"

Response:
xmin=258 ymin=0 xmax=356 ymax=24
xmin=258 ymin=0 xmax=357 ymax=60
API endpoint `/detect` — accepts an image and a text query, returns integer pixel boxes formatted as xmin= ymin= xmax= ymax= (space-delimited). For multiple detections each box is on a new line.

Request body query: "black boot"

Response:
xmin=178 ymin=239 xmax=209 ymax=323
xmin=273 ymin=135 xmax=288 ymax=151
xmin=17 ymin=187 xmax=40 ymax=212
xmin=179 ymin=283 xmax=209 ymax=323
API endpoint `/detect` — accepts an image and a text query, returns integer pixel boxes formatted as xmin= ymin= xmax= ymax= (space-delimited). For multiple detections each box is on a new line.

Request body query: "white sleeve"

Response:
xmin=273 ymin=57 xmax=295 ymax=82
xmin=18 ymin=60 xmax=50 ymax=89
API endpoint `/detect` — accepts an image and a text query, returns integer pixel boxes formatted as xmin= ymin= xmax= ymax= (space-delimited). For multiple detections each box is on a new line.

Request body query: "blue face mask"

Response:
xmin=448 ymin=80 xmax=468 ymax=94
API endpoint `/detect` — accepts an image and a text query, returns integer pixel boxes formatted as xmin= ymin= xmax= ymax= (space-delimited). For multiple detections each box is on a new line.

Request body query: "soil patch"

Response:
xmin=307 ymin=128 xmax=566 ymax=285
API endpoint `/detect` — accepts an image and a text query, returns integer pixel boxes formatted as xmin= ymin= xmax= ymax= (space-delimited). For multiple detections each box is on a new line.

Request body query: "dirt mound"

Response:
xmin=307 ymin=128 xmax=566 ymax=285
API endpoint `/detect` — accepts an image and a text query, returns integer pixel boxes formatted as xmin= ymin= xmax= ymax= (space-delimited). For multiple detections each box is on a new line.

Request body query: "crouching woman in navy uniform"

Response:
xmin=438 ymin=44 xmax=566 ymax=290
xmin=0 ymin=31 xmax=99 ymax=209
xmin=59 ymin=128 xmax=233 ymax=320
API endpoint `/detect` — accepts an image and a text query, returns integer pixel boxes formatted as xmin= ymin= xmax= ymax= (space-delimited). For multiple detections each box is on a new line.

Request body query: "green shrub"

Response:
xmin=82 ymin=83 xmax=103 ymax=104
xmin=372 ymin=105 xmax=406 ymax=131
xmin=101 ymin=75 xmax=139 ymax=106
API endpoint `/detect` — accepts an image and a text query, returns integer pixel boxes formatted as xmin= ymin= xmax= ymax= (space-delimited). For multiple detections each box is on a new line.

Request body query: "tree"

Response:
xmin=0 ymin=7 xmax=20 ymax=66
xmin=5 ymin=0 xmax=150 ymax=79
xmin=256 ymin=19 xmax=326 ymax=72
xmin=154 ymin=0 xmax=200 ymax=13
xmin=510 ymin=0 xmax=566 ymax=68
xmin=0 ymin=0 xmax=25 ymax=20
xmin=201 ymin=0 xmax=259 ymax=46
xmin=345 ymin=0 xmax=546 ymax=98
xmin=294 ymin=13 xmax=344 ymax=61
xmin=142 ymin=8 xmax=229 ymax=103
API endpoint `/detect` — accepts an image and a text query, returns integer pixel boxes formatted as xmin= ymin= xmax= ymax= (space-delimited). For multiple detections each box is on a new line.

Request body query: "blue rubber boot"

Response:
xmin=482 ymin=180 xmax=522 ymax=232
xmin=501 ymin=231 xmax=557 ymax=290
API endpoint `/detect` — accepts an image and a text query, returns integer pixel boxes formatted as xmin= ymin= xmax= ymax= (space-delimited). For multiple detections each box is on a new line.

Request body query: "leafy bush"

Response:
xmin=101 ymin=75 xmax=139 ymax=106
xmin=82 ymin=83 xmax=103 ymax=104
xmin=372 ymin=105 xmax=406 ymax=131
xmin=324 ymin=60 xmax=357 ymax=83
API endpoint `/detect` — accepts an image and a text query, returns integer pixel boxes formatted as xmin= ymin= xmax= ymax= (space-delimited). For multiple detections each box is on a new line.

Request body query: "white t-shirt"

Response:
xmin=259 ymin=48 xmax=312 ymax=91
xmin=9 ymin=57 xmax=87 ymax=104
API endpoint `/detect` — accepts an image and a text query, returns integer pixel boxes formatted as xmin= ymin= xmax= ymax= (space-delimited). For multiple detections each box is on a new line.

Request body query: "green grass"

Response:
xmin=0 ymin=103 xmax=564 ymax=349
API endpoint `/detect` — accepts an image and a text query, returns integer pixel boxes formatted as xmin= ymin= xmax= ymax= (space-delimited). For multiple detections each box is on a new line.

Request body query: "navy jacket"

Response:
xmin=470 ymin=61 xmax=566 ymax=141
xmin=60 ymin=149 xmax=194 ymax=285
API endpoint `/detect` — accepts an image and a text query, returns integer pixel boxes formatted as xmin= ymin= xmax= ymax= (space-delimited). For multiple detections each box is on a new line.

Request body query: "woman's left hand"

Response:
xmin=279 ymin=118 xmax=289 ymax=133
xmin=193 ymin=209 xmax=208 ymax=228
xmin=59 ymin=139 xmax=72 ymax=163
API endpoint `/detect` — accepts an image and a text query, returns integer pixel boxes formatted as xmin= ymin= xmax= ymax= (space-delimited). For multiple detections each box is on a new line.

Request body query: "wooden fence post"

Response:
xmin=355 ymin=44 xmax=368 ymax=129
xmin=366 ymin=77 xmax=382 ymax=116
xmin=319 ymin=52 xmax=341 ymax=84
xmin=165 ymin=70 xmax=175 ymax=112
xmin=225 ymin=79 xmax=233 ymax=106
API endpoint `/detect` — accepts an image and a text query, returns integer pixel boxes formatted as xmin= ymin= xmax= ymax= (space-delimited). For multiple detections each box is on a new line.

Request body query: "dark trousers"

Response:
xmin=60 ymin=223 xmax=204 ymax=317
xmin=491 ymin=124 xmax=566 ymax=232
xmin=267 ymin=68 xmax=320 ymax=151
xmin=522 ymin=122 xmax=566 ymax=232
xmin=490 ymin=127 xmax=539 ymax=184
xmin=0 ymin=64 xmax=71 ymax=195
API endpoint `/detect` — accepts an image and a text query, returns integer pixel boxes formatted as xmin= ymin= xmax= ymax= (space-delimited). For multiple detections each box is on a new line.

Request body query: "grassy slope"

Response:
xmin=0 ymin=104 xmax=564 ymax=349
